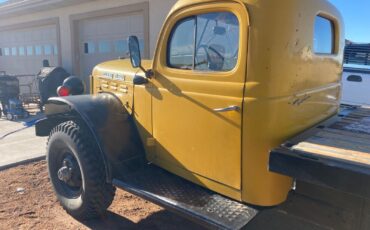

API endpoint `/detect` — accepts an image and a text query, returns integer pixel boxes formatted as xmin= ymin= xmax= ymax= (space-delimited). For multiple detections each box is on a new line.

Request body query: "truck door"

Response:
xmin=150 ymin=3 xmax=249 ymax=191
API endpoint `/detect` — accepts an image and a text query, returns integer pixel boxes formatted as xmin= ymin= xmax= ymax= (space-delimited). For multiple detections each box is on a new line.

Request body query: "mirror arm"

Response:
xmin=139 ymin=66 xmax=153 ymax=79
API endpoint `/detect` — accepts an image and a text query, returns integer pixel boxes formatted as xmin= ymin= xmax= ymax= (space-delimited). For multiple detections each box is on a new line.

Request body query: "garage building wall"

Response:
xmin=0 ymin=0 xmax=177 ymax=77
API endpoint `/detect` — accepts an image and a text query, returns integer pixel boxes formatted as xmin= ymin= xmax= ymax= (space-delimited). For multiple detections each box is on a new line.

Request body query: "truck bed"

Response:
xmin=270 ymin=105 xmax=370 ymax=197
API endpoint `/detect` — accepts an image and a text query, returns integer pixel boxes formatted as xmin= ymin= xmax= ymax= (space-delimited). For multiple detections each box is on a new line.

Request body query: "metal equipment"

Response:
xmin=37 ymin=66 xmax=70 ymax=110
xmin=0 ymin=75 xmax=29 ymax=120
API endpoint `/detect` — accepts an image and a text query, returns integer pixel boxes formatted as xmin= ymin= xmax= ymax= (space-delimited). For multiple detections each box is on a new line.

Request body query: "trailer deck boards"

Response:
xmin=269 ymin=106 xmax=370 ymax=197
xmin=292 ymin=107 xmax=370 ymax=166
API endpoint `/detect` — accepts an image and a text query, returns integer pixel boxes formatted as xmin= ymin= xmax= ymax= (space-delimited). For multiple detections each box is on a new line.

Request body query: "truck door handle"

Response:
xmin=213 ymin=105 xmax=240 ymax=112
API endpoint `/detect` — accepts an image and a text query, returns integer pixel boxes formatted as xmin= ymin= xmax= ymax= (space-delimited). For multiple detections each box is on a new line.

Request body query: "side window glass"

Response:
xmin=195 ymin=12 xmax=239 ymax=71
xmin=314 ymin=16 xmax=334 ymax=54
xmin=167 ymin=12 xmax=239 ymax=72
xmin=168 ymin=17 xmax=195 ymax=70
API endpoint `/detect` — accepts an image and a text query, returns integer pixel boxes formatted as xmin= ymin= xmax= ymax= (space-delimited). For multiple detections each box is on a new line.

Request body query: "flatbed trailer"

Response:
xmin=270 ymin=105 xmax=370 ymax=198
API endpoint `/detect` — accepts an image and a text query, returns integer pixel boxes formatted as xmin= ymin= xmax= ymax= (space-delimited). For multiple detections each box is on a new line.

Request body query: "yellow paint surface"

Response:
xmin=91 ymin=0 xmax=344 ymax=206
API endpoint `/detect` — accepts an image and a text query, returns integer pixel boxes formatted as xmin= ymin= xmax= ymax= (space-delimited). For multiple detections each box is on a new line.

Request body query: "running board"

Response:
xmin=113 ymin=165 xmax=258 ymax=230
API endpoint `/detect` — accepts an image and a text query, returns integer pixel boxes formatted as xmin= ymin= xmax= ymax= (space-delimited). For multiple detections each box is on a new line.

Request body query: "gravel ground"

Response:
xmin=0 ymin=160 xmax=204 ymax=230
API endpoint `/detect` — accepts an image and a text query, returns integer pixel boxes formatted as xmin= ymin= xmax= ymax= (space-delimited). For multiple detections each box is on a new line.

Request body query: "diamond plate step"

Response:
xmin=113 ymin=165 xmax=258 ymax=230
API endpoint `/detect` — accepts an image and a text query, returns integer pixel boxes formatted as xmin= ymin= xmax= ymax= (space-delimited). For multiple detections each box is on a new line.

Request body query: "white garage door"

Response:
xmin=79 ymin=13 xmax=145 ymax=84
xmin=0 ymin=24 xmax=59 ymax=75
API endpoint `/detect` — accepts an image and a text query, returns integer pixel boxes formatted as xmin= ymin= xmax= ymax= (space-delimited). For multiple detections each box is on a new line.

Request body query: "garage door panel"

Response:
xmin=0 ymin=24 xmax=59 ymax=75
xmin=79 ymin=12 xmax=145 ymax=87
xmin=129 ymin=15 xmax=144 ymax=33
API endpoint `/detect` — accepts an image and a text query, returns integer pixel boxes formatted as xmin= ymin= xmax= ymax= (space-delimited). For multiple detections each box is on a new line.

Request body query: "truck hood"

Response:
xmin=91 ymin=58 xmax=153 ymax=115
xmin=92 ymin=59 xmax=153 ymax=81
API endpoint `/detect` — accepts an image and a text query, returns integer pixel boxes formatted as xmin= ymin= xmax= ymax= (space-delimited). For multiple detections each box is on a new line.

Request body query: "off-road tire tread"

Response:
xmin=47 ymin=120 xmax=116 ymax=220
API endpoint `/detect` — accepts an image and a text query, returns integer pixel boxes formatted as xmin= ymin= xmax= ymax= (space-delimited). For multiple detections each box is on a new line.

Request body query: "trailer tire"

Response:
xmin=6 ymin=113 xmax=13 ymax=121
xmin=47 ymin=120 xmax=115 ymax=220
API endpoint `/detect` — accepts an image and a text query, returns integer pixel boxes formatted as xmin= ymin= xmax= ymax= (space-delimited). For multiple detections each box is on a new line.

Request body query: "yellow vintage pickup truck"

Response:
xmin=35 ymin=0 xmax=370 ymax=229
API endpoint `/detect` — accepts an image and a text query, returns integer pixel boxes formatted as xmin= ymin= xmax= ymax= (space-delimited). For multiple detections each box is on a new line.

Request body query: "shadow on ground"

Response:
xmin=82 ymin=210 xmax=205 ymax=230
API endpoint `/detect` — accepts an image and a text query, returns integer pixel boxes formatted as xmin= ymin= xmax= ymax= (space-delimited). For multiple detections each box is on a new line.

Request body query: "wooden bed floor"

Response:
xmin=291 ymin=106 xmax=370 ymax=167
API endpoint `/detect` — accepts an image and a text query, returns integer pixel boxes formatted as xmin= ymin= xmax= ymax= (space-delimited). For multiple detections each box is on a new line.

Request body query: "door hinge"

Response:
xmin=146 ymin=138 xmax=156 ymax=147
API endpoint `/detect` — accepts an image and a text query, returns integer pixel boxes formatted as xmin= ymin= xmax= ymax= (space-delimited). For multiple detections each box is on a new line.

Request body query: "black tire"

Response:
xmin=47 ymin=120 xmax=115 ymax=220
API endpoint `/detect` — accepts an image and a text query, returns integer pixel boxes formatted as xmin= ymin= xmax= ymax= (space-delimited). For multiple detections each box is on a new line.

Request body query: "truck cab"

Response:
xmin=36 ymin=0 xmax=346 ymax=228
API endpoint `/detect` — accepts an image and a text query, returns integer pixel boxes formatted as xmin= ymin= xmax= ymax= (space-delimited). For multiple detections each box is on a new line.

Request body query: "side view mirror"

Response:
xmin=128 ymin=35 xmax=153 ymax=79
xmin=128 ymin=36 xmax=142 ymax=68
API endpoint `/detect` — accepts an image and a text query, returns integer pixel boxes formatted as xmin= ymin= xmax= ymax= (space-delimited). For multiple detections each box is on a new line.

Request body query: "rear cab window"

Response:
xmin=314 ymin=16 xmax=335 ymax=54
xmin=167 ymin=12 xmax=239 ymax=72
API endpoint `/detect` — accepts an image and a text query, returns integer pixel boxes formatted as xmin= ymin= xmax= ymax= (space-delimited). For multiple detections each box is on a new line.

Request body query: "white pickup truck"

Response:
xmin=342 ymin=65 xmax=370 ymax=105
xmin=341 ymin=43 xmax=370 ymax=105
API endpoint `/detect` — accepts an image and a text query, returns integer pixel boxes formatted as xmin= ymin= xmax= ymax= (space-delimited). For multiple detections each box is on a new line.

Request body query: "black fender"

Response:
xmin=36 ymin=93 xmax=145 ymax=182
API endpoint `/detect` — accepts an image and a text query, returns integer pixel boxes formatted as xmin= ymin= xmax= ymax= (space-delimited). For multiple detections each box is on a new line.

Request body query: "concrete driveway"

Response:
xmin=0 ymin=114 xmax=47 ymax=170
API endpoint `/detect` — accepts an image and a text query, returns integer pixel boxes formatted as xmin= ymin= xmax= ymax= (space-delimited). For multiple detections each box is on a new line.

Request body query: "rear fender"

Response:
xmin=36 ymin=93 xmax=145 ymax=182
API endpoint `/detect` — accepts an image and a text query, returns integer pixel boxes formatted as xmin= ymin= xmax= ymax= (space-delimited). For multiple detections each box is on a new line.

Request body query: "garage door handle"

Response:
xmin=213 ymin=105 xmax=240 ymax=112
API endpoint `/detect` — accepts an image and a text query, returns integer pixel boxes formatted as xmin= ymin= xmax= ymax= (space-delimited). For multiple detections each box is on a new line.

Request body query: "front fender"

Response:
xmin=36 ymin=93 xmax=145 ymax=182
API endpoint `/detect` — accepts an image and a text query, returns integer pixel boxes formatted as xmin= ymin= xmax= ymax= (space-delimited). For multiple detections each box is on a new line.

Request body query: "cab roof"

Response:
xmin=170 ymin=0 xmax=339 ymax=18
xmin=170 ymin=0 xmax=246 ymax=14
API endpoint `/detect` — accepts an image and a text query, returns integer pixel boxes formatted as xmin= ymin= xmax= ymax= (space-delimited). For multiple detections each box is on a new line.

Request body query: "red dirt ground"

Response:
xmin=0 ymin=160 xmax=204 ymax=230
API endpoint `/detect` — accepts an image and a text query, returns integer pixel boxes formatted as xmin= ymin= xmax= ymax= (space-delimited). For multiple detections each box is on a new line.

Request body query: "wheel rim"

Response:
xmin=55 ymin=152 xmax=82 ymax=198
xmin=6 ymin=114 xmax=12 ymax=120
